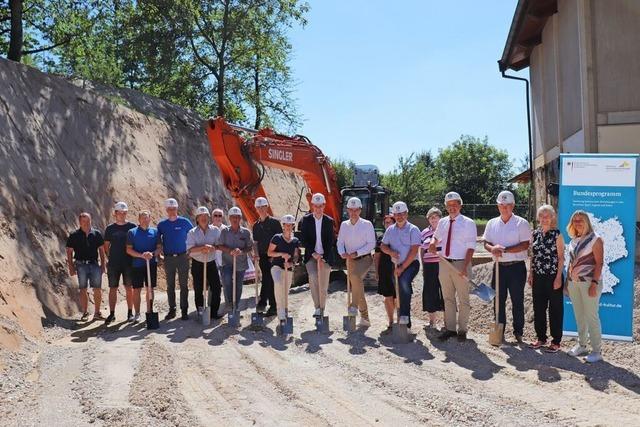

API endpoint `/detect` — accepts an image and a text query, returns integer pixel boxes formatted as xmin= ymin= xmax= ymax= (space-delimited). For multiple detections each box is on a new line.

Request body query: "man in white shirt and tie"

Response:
xmin=337 ymin=197 xmax=377 ymax=327
xmin=483 ymin=190 xmax=531 ymax=343
xmin=429 ymin=191 xmax=477 ymax=342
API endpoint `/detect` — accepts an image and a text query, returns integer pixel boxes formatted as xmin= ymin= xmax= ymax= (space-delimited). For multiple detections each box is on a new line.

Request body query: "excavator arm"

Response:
xmin=206 ymin=117 xmax=341 ymax=229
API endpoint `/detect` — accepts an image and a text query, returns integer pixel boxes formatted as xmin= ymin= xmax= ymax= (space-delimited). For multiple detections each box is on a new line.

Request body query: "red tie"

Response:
xmin=445 ymin=217 xmax=455 ymax=257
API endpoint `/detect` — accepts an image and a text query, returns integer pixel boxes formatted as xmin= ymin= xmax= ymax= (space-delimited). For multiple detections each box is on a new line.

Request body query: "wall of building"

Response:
xmin=526 ymin=0 xmax=640 ymax=219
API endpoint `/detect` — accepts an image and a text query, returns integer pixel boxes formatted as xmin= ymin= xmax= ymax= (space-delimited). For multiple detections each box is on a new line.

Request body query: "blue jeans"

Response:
xmin=76 ymin=262 xmax=102 ymax=289
xmin=396 ymin=260 xmax=420 ymax=318
xmin=221 ymin=265 xmax=245 ymax=310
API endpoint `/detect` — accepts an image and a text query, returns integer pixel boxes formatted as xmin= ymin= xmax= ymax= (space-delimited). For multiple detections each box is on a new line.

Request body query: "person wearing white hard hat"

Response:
xmin=420 ymin=207 xmax=444 ymax=328
xmin=218 ymin=207 xmax=254 ymax=313
xmin=380 ymin=201 xmax=422 ymax=328
xmin=157 ymin=198 xmax=194 ymax=320
xmin=187 ymin=207 xmax=223 ymax=320
xmin=337 ymin=197 xmax=376 ymax=327
xmin=429 ymin=191 xmax=477 ymax=342
xmin=267 ymin=214 xmax=300 ymax=324
xmin=252 ymin=197 xmax=283 ymax=317
xmin=103 ymin=202 xmax=136 ymax=324
xmin=483 ymin=190 xmax=531 ymax=344
xmin=298 ymin=193 xmax=336 ymax=318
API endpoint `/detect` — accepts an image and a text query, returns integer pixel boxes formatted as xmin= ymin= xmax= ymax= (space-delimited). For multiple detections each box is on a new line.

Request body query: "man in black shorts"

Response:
xmin=104 ymin=202 xmax=136 ymax=324
xmin=126 ymin=211 xmax=160 ymax=322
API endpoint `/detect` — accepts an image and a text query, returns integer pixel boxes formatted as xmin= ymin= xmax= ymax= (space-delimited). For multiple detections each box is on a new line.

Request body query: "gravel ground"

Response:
xmin=1 ymin=266 xmax=639 ymax=427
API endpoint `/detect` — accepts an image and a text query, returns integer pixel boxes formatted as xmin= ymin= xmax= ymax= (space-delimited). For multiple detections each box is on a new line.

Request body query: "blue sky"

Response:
xmin=288 ymin=0 xmax=529 ymax=174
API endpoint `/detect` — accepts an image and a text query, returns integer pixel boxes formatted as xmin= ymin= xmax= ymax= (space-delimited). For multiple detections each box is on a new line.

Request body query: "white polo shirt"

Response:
xmin=433 ymin=214 xmax=477 ymax=260
xmin=482 ymin=214 xmax=531 ymax=262
xmin=337 ymin=218 xmax=376 ymax=257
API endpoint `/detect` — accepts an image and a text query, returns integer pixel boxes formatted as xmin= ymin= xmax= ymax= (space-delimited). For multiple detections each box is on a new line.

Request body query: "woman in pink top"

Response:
xmin=420 ymin=207 xmax=444 ymax=327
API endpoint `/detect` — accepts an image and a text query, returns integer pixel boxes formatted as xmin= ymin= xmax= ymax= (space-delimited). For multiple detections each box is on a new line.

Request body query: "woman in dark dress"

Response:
xmin=420 ymin=207 xmax=444 ymax=328
xmin=374 ymin=215 xmax=396 ymax=334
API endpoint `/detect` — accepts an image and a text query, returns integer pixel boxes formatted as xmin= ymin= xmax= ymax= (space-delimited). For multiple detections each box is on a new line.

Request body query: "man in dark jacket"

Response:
xmin=298 ymin=193 xmax=335 ymax=318
xmin=252 ymin=197 xmax=282 ymax=316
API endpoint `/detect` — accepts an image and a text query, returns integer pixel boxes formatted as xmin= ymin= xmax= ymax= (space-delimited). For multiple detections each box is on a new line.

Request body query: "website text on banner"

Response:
xmin=559 ymin=154 xmax=638 ymax=341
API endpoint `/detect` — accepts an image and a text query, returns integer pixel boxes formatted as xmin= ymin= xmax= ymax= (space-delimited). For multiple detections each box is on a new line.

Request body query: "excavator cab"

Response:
xmin=340 ymin=165 xmax=389 ymax=234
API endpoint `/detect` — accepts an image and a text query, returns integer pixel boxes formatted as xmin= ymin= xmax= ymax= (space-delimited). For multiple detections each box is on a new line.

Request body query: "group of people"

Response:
xmin=65 ymin=189 xmax=605 ymax=362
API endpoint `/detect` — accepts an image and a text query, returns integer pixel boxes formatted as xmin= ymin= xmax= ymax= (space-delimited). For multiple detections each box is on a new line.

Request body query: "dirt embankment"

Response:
xmin=0 ymin=58 xmax=304 ymax=351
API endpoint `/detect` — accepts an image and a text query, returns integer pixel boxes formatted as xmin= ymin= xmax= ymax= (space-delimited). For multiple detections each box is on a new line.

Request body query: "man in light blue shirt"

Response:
xmin=380 ymin=201 xmax=422 ymax=328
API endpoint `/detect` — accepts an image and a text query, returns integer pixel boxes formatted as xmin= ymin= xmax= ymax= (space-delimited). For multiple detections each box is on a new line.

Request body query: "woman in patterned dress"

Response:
xmin=528 ymin=205 xmax=565 ymax=352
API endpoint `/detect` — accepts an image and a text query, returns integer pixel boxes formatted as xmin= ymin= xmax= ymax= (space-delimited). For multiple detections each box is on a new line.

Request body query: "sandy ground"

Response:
xmin=2 ymin=268 xmax=639 ymax=427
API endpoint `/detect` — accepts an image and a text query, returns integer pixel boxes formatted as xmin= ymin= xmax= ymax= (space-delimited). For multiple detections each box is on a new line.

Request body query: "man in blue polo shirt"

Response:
xmin=126 ymin=210 xmax=160 ymax=322
xmin=158 ymin=198 xmax=193 ymax=320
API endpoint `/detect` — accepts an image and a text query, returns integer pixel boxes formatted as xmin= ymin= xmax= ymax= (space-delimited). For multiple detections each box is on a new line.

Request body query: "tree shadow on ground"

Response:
xmin=501 ymin=345 xmax=640 ymax=394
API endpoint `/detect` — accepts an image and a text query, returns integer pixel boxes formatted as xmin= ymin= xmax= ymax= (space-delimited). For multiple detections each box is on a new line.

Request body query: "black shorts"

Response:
xmin=107 ymin=263 xmax=133 ymax=288
xmin=132 ymin=264 xmax=158 ymax=289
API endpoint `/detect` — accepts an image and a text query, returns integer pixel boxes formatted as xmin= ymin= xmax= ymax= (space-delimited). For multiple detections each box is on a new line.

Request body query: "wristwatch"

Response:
xmin=591 ymin=279 xmax=600 ymax=285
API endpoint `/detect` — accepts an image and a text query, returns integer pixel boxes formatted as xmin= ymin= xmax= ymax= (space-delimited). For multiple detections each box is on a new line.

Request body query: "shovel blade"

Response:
xmin=488 ymin=323 xmax=505 ymax=346
xmin=228 ymin=310 xmax=241 ymax=327
xmin=343 ymin=315 xmax=356 ymax=332
xmin=201 ymin=308 xmax=211 ymax=326
xmin=391 ymin=323 xmax=412 ymax=344
xmin=315 ymin=316 xmax=330 ymax=333
xmin=278 ymin=317 xmax=294 ymax=335
xmin=471 ymin=282 xmax=496 ymax=302
xmin=251 ymin=312 xmax=265 ymax=328
xmin=146 ymin=312 xmax=159 ymax=330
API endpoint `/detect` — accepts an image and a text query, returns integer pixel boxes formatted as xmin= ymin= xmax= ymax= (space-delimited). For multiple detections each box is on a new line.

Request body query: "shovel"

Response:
xmin=342 ymin=258 xmax=356 ymax=332
xmin=488 ymin=260 xmax=504 ymax=346
xmin=201 ymin=257 xmax=210 ymax=327
xmin=314 ymin=257 xmax=330 ymax=333
xmin=228 ymin=254 xmax=241 ymax=327
xmin=250 ymin=261 xmax=265 ymax=329
xmin=438 ymin=255 xmax=495 ymax=302
xmin=391 ymin=261 xmax=411 ymax=344
xmin=145 ymin=258 xmax=159 ymax=330
xmin=278 ymin=265 xmax=294 ymax=336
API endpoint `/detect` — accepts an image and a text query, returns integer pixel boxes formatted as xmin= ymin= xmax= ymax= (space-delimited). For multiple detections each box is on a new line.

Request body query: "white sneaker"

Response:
xmin=358 ymin=318 xmax=371 ymax=328
xmin=399 ymin=316 xmax=409 ymax=325
xmin=278 ymin=308 xmax=287 ymax=321
xmin=127 ymin=314 xmax=135 ymax=322
xmin=584 ymin=352 xmax=603 ymax=363
xmin=133 ymin=313 xmax=140 ymax=323
xmin=567 ymin=344 xmax=589 ymax=357
xmin=348 ymin=306 xmax=358 ymax=316
xmin=313 ymin=308 xmax=322 ymax=317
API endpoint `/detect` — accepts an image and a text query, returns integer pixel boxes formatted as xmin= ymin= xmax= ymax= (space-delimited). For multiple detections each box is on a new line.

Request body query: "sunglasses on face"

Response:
xmin=213 ymin=214 xmax=223 ymax=217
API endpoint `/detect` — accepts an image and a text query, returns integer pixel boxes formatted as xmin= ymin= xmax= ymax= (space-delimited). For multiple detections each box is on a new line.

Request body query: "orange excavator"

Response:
xmin=206 ymin=117 xmax=389 ymax=234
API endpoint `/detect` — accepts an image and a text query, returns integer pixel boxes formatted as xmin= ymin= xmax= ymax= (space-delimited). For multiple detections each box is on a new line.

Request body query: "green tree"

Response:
xmin=382 ymin=151 xmax=445 ymax=214
xmin=435 ymin=136 xmax=512 ymax=205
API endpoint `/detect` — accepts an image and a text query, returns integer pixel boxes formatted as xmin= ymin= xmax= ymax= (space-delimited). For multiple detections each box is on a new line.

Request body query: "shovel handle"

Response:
xmin=232 ymin=254 xmax=237 ymax=311
xmin=393 ymin=261 xmax=400 ymax=312
xmin=146 ymin=258 xmax=152 ymax=311
xmin=346 ymin=258 xmax=351 ymax=310
xmin=255 ymin=259 xmax=261 ymax=305
xmin=283 ymin=265 xmax=289 ymax=311
xmin=203 ymin=258 xmax=207 ymax=309
xmin=495 ymin=259 xmax=500 ymax=323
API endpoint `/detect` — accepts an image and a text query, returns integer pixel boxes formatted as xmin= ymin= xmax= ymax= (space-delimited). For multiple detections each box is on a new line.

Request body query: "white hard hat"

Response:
xmin=254 ymin=197 xmax=269 ymax=208
xmin=392 ymin=201 xmax=408 ymax=214
xmin=444 ymin=191 xmax=463 ymax=205
xmin=497 ymin=190 xmax=515 ymax=205
xmin=114 ymin=201 xmax=128 ymax=212
xmin=228 ymin=206 xmax=242 ymax=217
xmin=281 ymin=214 xmax=296 ymax=224
xmin=311 ymin=193 xmax=326 ymax=206
xmin=165 ymin=198 xmax=179 ymax=208
xmin=346 ymin=197 xmax=362 ymax=209
xmin=194 ymin=206 xmax=210 ymax=217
